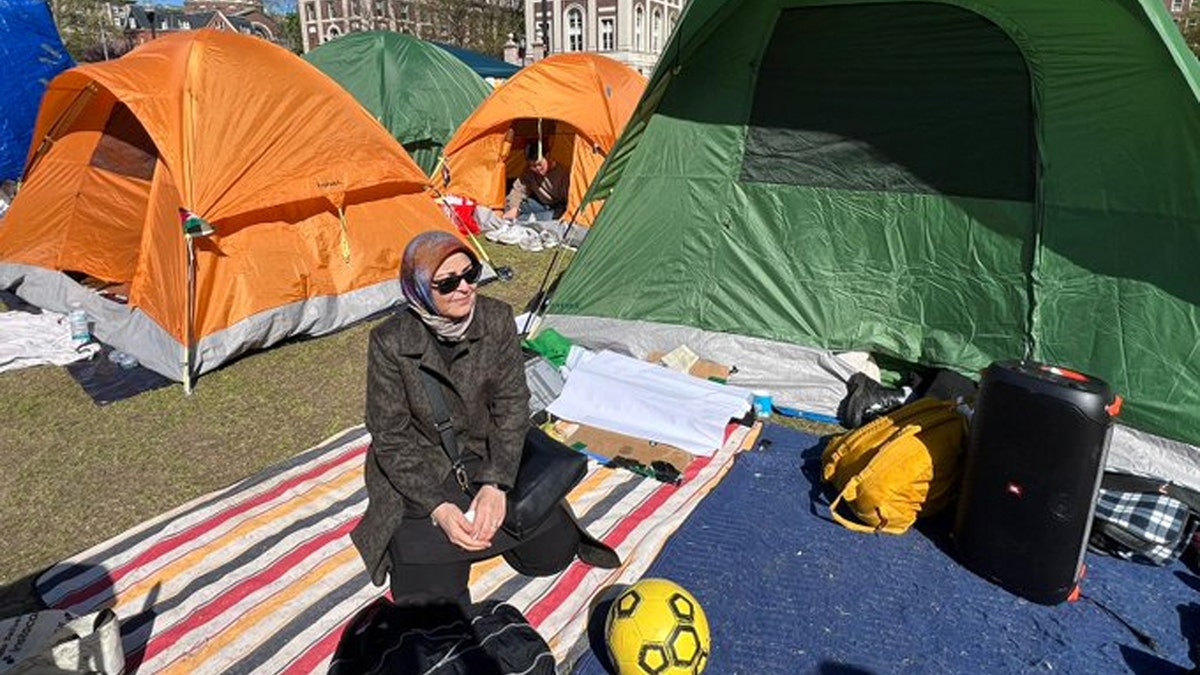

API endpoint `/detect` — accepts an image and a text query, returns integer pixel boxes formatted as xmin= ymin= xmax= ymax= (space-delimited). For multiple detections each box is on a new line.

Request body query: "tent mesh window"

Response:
xmin=89 ymin=102 xmax=158 ymax=181
xmin=740 ymin=4 xmax=1035 ymax=202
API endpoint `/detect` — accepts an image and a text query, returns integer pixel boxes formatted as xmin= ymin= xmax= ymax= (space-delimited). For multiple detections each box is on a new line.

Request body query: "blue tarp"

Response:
xmin=432 ymin=42 xmax=519 ymax=79
xmin=572 ymin=424 xmax=1198 ymax=674
xmin=0 ymin=0 xmax=73 ymax=182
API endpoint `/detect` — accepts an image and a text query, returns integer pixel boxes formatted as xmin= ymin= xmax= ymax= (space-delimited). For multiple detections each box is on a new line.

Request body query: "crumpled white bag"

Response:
xmin=0 ymin=608 xmax=125 ymax=675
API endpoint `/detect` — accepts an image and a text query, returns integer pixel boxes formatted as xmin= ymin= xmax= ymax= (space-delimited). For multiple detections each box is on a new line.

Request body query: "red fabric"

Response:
xmin=442 ymin=197 xmax=480 ymax=235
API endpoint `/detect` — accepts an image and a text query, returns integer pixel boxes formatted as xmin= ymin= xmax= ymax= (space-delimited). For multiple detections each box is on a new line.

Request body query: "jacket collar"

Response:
xmin=394 ymin=305 xmax=486 ymax=383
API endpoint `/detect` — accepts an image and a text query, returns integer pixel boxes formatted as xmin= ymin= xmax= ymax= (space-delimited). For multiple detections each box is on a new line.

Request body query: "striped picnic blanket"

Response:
xmin=36 ymin=423 xmax=758 ymax=674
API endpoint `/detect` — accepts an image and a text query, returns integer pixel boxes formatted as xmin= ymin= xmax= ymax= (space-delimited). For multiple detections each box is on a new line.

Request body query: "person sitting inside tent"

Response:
xmin=502 ymin=142 xmax=568 ymax=222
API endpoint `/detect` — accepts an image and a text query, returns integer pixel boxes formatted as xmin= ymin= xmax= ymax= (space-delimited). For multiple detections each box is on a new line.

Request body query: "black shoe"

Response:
xmin=837 ymin=373 xmax=909 ymax=429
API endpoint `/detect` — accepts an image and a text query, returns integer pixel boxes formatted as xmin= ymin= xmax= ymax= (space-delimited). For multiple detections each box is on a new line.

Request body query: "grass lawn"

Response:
xmin=0 ymin=244 xmax=571 ymax=615
xmin=0 ymin=240 xmax=836 ymax=617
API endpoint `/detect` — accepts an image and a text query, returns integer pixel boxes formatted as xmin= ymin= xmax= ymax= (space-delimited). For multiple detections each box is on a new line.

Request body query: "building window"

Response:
xmin=326 ymin=25 xmax=340 ymax=41
xmin=1172 ymin=0 xmax=1184 ymax=10
xmin=600 ymin=17 xmax=614 ymax=51
xmin=634 ymin=5 xmax=644 ymax=51
xmin=566 ymin=7 xmax=584 ymax=52
xmin=651 ymin=7 xmax=662 ymax=52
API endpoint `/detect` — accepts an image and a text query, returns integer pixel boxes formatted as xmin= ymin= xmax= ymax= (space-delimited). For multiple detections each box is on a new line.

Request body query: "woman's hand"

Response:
xmin=431 ymin=503 xmax=489 ymax=552
xmin=469 ymin=485 xmax=507 ymax=544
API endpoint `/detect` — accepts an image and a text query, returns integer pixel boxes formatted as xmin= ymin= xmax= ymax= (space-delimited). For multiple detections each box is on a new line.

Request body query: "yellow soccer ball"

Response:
xmin=604 ymin=578 xmax=711 ymax=675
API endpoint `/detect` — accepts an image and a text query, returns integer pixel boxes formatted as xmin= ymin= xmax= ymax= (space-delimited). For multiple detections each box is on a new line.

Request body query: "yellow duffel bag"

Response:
xmin=821 ymin=397 xmax=967 ymax=534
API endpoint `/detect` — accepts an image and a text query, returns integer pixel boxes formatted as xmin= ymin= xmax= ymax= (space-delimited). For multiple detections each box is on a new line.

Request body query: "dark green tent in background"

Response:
xmin=545 ymin=0 xmax=1200 ymax=484
xmin=433 ymin=42 xmax=520 ymax=79
xmin=304 ymin=31 xmax=492 ymax=175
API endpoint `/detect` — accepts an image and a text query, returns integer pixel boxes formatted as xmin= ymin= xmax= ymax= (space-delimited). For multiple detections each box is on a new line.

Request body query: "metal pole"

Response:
xmin=184 ymin=234 xmax=195 ymax=395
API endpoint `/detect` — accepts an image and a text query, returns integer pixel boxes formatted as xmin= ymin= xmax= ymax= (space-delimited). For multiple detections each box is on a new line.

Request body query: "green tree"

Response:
xmin=432 ymin=0 xmax=521 ymax=56
xmin=1182 ymin=9 xmax=1200 ymax=58
xmin=279 ymin=12 xmax=302 ymax=53
xmin=49 ymin=0 xmax=116 ymax=62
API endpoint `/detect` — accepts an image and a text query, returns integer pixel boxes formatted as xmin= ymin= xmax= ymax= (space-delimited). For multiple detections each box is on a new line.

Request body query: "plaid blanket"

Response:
xmin=36 ymin=423 xmax=758 ymax=674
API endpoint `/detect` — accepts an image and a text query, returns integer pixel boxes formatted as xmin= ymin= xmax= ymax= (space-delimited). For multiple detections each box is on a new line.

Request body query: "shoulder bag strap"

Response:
xmin=418 ymin=368 xmax=471 ymax=494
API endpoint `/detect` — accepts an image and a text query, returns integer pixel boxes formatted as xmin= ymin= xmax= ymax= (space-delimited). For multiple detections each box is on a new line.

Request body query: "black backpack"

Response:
xmin=328 ymin=598 xmax=555 ymax=675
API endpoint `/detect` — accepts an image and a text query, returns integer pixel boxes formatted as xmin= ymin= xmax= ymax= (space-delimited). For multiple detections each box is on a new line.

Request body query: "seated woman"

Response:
xmin=351 ymin=230 xmax=618 ymax=607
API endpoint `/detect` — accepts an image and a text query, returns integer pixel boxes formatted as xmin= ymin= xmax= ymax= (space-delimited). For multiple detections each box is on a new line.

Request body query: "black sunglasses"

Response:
xmin=431 ymin=262 xmax=482 ymax=295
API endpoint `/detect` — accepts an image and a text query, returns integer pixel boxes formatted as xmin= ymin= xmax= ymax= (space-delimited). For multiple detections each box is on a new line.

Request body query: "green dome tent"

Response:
xmin=304 ymin=31 xmax=492 ymax=175
xmin=545 ymin=0 xmax=1200 ymax=483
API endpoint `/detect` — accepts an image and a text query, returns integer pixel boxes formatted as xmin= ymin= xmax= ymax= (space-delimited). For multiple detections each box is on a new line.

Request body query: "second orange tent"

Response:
xmin=438 ymin=53 xmax=646 ymax=227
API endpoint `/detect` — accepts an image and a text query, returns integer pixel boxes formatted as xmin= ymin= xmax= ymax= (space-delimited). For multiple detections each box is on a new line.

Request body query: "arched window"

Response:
xmin=566 ymin=6 xmax=584 ymax=52
xmin=634 ymin=5 xmax=644 ymax=51
xmin=651 ymin=7 xmax=662 ymax=52
xmin=325 ymin=25 xmax=340 ymax=42
xmin=600 ymin=17 xmax=614 ymax=51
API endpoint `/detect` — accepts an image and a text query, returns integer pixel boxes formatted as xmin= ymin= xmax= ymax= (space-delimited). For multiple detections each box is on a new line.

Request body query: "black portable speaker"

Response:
xmin=954 ymin=359 xmax=1120 ymax=605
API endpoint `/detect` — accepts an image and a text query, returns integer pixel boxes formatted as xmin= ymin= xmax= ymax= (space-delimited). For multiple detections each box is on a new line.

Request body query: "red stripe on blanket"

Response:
xmin=57 ymin=443 xmax=368 ymax=612
xmin=524 ymin=454 xmax=715 ymax=627
xmin=279 ymin=613 xmax=355 ymax=675
xmin=135 ymin=519 xmax=359 ymax=667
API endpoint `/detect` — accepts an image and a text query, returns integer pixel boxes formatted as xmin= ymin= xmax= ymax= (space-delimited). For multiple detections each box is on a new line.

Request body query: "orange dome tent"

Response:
xmin=0 ymin=30 xmax=460 ymax=388
xmin=438 ymin=53 xmax=645 ymax=226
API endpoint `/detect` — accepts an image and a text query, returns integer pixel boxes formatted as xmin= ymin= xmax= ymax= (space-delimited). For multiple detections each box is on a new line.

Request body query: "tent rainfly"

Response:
xmin=0 ymin=29 xmax=462 ymax=387
xmin=304 ymin=31 xmax=493 ymax=176
xmin=438 ymin=53 xmax=646 ymax=227
xmin=433 ymin=42 xmax=521 ymax=80
xmin=545 ymin=0 xmax=1200 ymax=489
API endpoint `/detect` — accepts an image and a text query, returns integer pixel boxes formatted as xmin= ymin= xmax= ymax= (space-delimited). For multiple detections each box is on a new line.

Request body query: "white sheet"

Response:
xmin=547 ymin=350 xmax=752 ymax=455
xmin=0 ymin=310 xmax=100 ymax=373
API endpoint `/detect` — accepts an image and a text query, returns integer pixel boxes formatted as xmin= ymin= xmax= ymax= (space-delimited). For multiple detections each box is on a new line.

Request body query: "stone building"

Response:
xmin=518 ymin=0 xmax=684 ymax=74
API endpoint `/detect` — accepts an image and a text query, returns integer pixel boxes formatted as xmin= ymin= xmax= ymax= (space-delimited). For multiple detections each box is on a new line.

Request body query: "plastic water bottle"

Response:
xmin=68 ymin=304 xmax=90 ymax=345
xmin=108 ymin=349 xmax=138 ymax=369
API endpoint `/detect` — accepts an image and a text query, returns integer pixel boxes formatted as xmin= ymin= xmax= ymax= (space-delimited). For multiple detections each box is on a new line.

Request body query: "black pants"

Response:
xmin=387 ymin=503 xmax=581 ymax=608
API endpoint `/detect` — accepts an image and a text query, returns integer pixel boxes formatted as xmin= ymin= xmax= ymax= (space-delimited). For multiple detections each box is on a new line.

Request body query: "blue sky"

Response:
xmin=154 ymin=0 xmax=298 ymax=10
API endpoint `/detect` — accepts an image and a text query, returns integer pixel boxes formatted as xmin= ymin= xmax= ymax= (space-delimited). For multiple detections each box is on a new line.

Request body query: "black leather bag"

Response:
xmin=503 ymin=425 xmax=587 ymax=537
xmin=420 ymin=370 xmax=587 ymax=539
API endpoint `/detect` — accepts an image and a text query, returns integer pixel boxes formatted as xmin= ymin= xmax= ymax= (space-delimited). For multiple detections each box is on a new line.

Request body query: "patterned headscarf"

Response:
xmin=399 ymin=231 xmax=480 ymax=342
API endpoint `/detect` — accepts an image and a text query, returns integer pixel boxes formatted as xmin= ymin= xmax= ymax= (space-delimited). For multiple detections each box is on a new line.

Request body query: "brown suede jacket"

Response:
xmin=351 ymin=295 xmax=530 ymax=586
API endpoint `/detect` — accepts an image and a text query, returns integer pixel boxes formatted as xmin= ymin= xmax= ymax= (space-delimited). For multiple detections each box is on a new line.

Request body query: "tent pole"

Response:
xmin=183 ymin=235 xmax=196 ymax=395
xmin=22 ymin=82 xmax=98 ymax=183
xmin=521 ymin=203 xmax=583 ymax=335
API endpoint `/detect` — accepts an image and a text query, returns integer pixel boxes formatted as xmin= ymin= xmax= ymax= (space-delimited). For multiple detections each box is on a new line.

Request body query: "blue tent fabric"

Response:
xmin=432 ymin=42 xmax=519 ymax=79
xmin=572 ymin=424 xmax=1199 ymax=674
xmin=0 ymin=0 xmax=72 ymax=182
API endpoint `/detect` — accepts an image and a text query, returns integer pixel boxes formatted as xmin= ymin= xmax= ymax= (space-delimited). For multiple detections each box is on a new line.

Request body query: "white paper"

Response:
xmin=547 ymin=350 xmax=752 ymax=455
